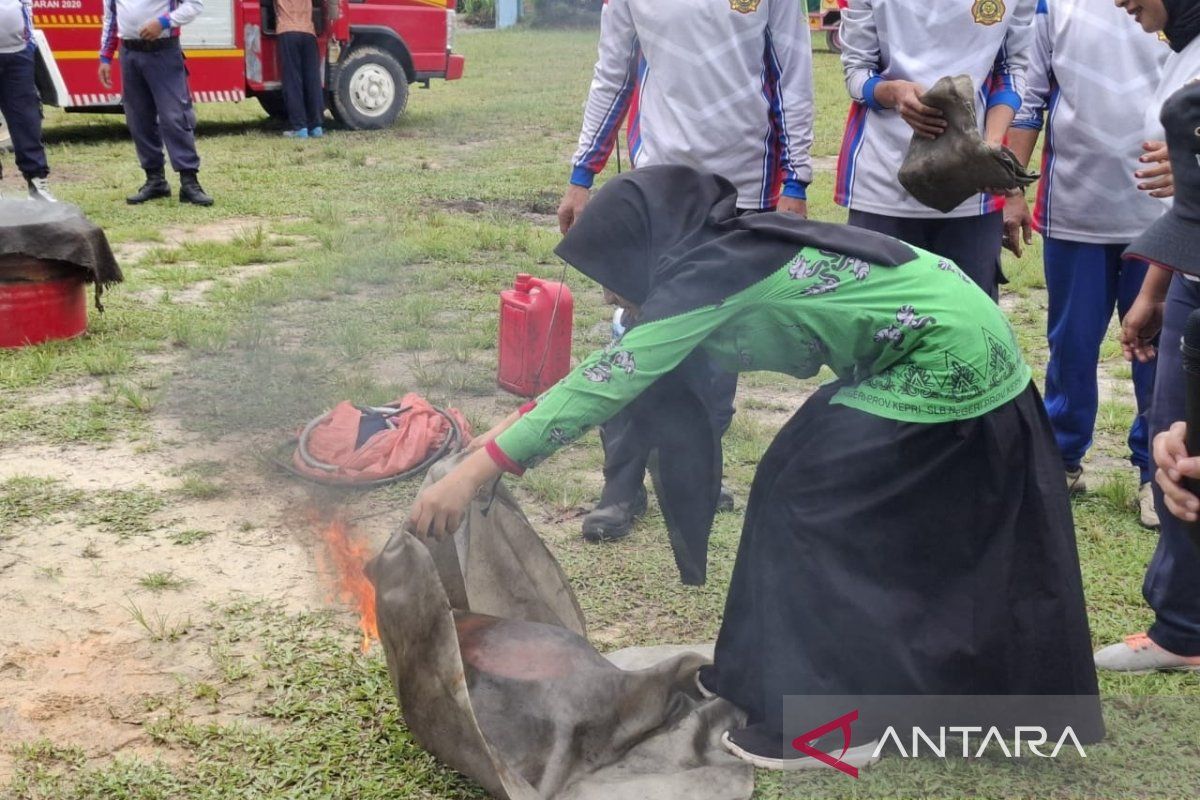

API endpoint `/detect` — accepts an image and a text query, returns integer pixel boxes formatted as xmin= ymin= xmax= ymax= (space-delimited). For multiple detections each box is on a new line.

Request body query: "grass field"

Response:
xmin=1 ymin=27 xmax=1196 ymax=800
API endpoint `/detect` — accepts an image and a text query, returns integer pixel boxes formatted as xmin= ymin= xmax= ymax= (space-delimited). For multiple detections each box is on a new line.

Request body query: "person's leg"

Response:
xmin=144 ymin=46 xmax=201 ymax=174
xmin=1115 ymin=253 xmax=1156 ymax=488
xmin=278 ymin=32 xmax=308 ymax=133
xmin=300 ymin=34 xmax=325 ymax=131
xmin=1098 ymin=275 xmax=1200 ymax=667
xmin=1144 ymin=277 xmax=1200 ymax=656
xmin=143 ymin=45 xmax=211 ymax=205
xmin=118 ymin=48 xmax=167 ymax=173
xmin=926 ymin=211 xmax=1003 ymax=300
xmin=1040 ymin=238 xmax=1116 ymax=482
xmin=0 ymin=50 xmax=50 ymax=181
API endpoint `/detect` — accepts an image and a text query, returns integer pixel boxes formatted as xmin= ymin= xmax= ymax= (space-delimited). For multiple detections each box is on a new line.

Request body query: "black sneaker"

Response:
xmin=722 ymin=723 xmax=881 ymax=772
xmin=581 ymin=486 xmax=648 ymax=543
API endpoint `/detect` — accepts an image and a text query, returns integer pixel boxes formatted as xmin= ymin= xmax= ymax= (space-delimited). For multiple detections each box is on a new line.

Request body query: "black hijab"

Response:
xmin=1165 ymin=0 xmax=1200 ymax=52
xmin=553 ymin=165 xmax=916 ymax=325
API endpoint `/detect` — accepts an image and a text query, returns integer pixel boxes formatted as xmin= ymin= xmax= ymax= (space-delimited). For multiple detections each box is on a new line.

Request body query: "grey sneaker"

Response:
xmin=1139 ymin=482 xmax=1161 ymax=529
xmin=1094 ymin=633 xmax=1200 ymax=673
xmin=1066 ymin=466 xmax=1087 ymax=494
xmin=27 ymin=177 xmax=56 ymax=202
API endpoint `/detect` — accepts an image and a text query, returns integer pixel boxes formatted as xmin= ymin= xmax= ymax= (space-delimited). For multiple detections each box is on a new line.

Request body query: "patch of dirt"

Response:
xmin=113 ymin=217 xmax=265 ymax=264
xmin=0 ymin=410 xmax=335 ymax=781
xmin=432 ymin=195 xmax=559 ymax=226
xmin=130 ymin=262 xmax=288 ymax=306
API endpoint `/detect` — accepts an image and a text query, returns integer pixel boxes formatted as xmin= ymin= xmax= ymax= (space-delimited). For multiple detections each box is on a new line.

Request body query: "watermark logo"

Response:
xmin=791 ymin=709 xmax=861 ymax=778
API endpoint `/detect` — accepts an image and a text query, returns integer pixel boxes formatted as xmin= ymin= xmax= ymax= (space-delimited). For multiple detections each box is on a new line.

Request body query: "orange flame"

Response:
xmin=318 ymin=515 xmax=379 ymax=653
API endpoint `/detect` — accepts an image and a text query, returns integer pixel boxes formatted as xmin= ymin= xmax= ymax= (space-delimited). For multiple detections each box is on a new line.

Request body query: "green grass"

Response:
xmin=81 ymin=488 xmax=170 ymax=537
xmin=137 ymin=571 xmax=191 ymax=593
xmin=0 ymin=27 xmax=1187 ymax=800
xmin=0 ymin=477 xmax=87 ymax=529
xmin=169 ymin=528 xmax=215 ymax=546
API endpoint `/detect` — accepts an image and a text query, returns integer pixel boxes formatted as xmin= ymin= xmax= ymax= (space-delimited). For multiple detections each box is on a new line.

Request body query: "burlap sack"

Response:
xmin=366 ymin=456 xmax=752 ymax=800
xmin=898 ymin=75 xmax=1038 ymax=213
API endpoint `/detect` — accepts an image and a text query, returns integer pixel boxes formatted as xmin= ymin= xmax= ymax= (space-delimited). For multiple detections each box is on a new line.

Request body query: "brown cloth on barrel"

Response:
xmin=0 ymin=200 xmax=122 ymax=307
xmin=366 ymin=456 xmax=753 ymax=800
xmin=898 ymin=75 xmax=1039 ymax=214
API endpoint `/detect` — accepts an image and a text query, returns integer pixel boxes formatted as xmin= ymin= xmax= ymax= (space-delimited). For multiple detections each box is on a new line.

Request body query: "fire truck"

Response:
xmin=1 ymin=0 xmax=463 ymax=147
xmin=808 ymin=0 xmax=845 ymax=54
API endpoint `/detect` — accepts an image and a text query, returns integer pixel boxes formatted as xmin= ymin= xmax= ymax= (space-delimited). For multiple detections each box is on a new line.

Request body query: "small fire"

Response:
xmin=318 ymin=514 xmax=379 ymax=653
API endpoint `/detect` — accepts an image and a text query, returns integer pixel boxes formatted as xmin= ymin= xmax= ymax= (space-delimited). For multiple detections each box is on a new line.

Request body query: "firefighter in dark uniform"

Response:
xmin=98 ymin=0 xmax=213 ymax=206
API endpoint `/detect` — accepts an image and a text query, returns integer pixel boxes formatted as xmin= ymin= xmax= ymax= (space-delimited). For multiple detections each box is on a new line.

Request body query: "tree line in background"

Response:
xmin=456 ymin=0 xmax=603 ymax=27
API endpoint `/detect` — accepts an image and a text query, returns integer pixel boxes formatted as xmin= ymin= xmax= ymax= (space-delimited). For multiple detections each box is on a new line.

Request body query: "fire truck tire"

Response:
xmin=0 ymin=111 xmax=11 ymax=152
xmin=332 ymin=46 xmax=408 ymax=130
xmin=826 ymin=27 xmax=843 ymax=54
xmin=257 ymin=91 xmax=290 ymax=121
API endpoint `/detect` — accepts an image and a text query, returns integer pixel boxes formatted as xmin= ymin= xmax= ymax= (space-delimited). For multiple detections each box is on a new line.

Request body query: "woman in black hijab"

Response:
xmin=407 ymin=166 xmax=1102 ymax=768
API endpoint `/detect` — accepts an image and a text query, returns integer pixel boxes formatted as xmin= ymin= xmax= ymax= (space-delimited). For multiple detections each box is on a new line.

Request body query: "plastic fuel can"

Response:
xmin=498 ymin=273 xmax=574 ymax=397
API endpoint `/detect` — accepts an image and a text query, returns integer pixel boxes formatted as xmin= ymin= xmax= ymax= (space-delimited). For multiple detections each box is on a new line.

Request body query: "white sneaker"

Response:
xmin=1139 ymin=482 xmax=1161 ymax=529
xmin=27 ymin=177 xmax=57 ymax=202
xmin=1094 ymin=633 xmax=1200 ymax=673
xmin=721 ymin=725 xmax=882 ymax=772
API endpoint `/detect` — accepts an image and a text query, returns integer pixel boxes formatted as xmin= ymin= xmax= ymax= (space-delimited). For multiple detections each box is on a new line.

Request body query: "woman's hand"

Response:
xmin=1155 ymin=422 xmax=1200 ymax=522
xmin=405 ymin=448 xmax=504 ymax=539
xmin=1002 ymin=193 xmax=1033 ymax=257
xmin=1120 ymin=290 xmax=1164 ymax=364
xmin=1137 ymin=140 xmax=1174 ymax=199
xmin=876 ymin=80 xmax=946 ymax=139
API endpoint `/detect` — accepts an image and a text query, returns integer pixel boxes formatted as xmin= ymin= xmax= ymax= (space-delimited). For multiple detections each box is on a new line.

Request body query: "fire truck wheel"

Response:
xmin=0 ymin=112 xmax=11 ymax=152
xmin=332 ymin=46 xmax=409 ymax=130
xmin=826 ymin=27 xmax=843 ymax=54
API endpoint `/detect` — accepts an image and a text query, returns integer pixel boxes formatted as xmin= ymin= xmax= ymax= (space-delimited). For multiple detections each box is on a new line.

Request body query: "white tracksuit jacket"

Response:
xmin=569 ymin=0 xmax=815 ymax=211
xmin=1014 ymin=0 xmax=1167 ymax=244
xmin=837 ymin=0 xmax=1037 ymax=219
xmin=0 ymin=0 xmax=33 ymax=54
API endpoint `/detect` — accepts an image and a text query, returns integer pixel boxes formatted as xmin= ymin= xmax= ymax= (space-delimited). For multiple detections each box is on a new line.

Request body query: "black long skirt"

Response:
xmin=710 ymin=382 xmax=1102 ymax=740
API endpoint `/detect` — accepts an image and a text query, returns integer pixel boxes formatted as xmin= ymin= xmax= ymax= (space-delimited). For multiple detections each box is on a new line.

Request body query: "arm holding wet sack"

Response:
xmin=841 ymin=0 xmax=946 ymax=138
xmin=406 ymin=302 xmax=737 ymax=539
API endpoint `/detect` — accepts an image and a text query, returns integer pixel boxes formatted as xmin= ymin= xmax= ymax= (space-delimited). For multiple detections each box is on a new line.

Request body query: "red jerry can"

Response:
xmin=498 ymin=273 xmax=574 ymax=397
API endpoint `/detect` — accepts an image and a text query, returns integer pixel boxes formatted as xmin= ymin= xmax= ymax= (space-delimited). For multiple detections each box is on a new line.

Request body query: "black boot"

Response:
xmin=126 ymin=169 xmax=172 ymax=205
xmin=581 ymin=486 xmax=648 ymax=543
xmin=178 ymin=170 xmax=214 ymax=207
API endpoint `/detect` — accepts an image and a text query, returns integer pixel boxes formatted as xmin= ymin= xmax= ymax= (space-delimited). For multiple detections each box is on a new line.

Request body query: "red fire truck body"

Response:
xmin=25 ymin=0 xmax=463 ymax=129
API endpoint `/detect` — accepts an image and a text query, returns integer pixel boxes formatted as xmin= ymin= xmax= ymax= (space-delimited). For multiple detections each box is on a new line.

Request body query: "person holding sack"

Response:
xmin=407 ymin=165 xmax=1102 ymax=770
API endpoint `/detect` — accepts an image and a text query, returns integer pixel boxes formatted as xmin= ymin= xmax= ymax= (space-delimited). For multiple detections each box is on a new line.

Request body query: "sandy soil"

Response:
xmin=0 ymin=405 xmax=333 ymax=780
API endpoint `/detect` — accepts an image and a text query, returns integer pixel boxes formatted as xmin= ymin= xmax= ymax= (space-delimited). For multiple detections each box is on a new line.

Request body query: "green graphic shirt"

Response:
xmin=493 ymin=247 xmax=1031 ymax=470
